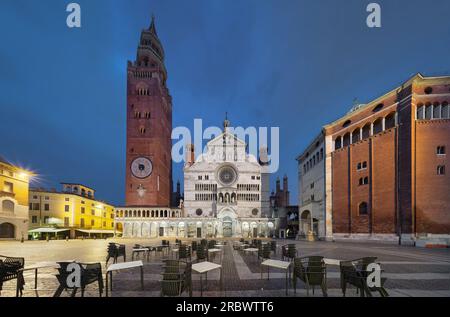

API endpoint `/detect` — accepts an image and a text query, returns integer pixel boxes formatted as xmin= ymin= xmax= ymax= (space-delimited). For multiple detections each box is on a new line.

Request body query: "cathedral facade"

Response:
xmin=182 ymin=119 xmax=273 ymax=238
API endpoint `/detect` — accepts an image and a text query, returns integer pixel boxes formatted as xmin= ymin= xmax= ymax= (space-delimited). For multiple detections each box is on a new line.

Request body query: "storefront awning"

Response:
xmin=28 ymin=228 xmax=70 ymax=233
xmin=75 ymin=229 xmax=115 ymax=234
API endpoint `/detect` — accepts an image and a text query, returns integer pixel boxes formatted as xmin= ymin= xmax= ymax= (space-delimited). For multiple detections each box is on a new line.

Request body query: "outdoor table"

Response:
xmin=192 ymin=261 xmax=223 ymax=296
xmin=105 ymin=260 xmax=144 ymax=297
xmin=22 ymin=260 xmax=75 ymax=292
xmin=243 ymin=248 xmax=259 ymax=263
xmin=208 ymin=248 xmax=222 ymax=263
xmin=261 ymin=259 xmax=292 ymax=295
xmin=132 ymin=248 xmax=149 ymax=260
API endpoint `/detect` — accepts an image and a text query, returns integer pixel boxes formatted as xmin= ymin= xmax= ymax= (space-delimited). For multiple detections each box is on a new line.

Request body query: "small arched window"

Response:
xmin=342 ymin=120 xmax=352 ymax=128
xmin=372 ymin=103 xmax=384 ymax=113
xmin=359 ymin=202 xmax=368 ymax=215
xmin=2 ymin=200 xmax=14 ymax=213
xmin=424 ymin=87 xmax=433 ymax=95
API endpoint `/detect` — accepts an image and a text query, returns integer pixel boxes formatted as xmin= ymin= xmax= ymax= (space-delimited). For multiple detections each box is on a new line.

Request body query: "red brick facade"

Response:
xmin=326 ymin=74 xmax=450 ymax=236
xmin=125 ymin=18 xmax=172 ymax=207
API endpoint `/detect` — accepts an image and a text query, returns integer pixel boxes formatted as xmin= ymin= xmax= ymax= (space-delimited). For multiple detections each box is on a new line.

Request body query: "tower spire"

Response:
xmin=223 ymin=112 xmax=230 ymax=131
xmin=149 ymin=14 xmax=157 ymax=35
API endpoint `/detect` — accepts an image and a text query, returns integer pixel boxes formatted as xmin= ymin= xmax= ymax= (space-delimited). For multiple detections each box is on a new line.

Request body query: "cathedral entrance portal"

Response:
xmin=222 ymin=216 xmax=233 ymax=237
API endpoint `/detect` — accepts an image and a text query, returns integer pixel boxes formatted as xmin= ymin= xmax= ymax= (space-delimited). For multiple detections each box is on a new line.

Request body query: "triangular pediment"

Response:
xmin=207 ymin=130 xmax=246 ymax=147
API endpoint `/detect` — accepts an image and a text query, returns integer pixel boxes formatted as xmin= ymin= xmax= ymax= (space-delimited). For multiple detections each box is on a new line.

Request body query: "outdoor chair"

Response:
xmin=196 ymin=245 xmax=208 ymax=262
xmin=270 ymin=241 xmax=277 ymax=255
xmin=191 ymin=241 xmax=198 ymax=253
xmin=163 ymin=259 xmax=186 ymax=274
xmin=293 ymin=256 xmax=328 ymax=296
xmin=282 ymin=244 xmax=297 ymax=261
xmin=160 ymin=261 xmax=192 ymax=297
xmin=54 ymin=262 xmax=104 ymax=297
xmin=162 ymin=240 xmax=170 ymax=247
xmin=200 ymin=239 xmax=208 ymax=247
xmin=106 ymin=243 xmax=126 ymax=265
xmin=258 ymin=244 xmax=271 ymax=261
xmin=0 ymin=255 xmax=25 ymax=297
xmin=340 ymin=257 xmax=388 ymax=297
xmin=208 ymin=240 xmax=216 ymax=249
xmin=178 ymin=245 xmax=192 ymax=262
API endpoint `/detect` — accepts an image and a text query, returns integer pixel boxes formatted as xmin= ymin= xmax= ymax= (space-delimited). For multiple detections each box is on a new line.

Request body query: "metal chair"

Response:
xmin=0 ymin=255 xmax=25 ymax=297
xmin=54 ymin=262 xmax=104 ymax=297
xmin=293 ymin=256 xmax=327 ymax=296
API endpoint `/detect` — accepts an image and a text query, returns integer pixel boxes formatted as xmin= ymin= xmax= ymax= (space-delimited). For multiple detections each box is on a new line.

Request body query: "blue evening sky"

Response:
xmin=1 ymin=0 xmax=449 ymax=205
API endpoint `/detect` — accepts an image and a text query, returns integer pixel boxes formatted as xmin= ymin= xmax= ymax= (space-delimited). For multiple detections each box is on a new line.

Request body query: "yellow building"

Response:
xmin=0 ymin=157 xmax=33 ymax=240
xmin=29 ymin=183 xmax=116 ymax=239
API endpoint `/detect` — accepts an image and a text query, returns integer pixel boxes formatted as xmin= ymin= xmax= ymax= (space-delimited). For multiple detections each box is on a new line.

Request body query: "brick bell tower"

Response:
xmin=125 ymin=16 xmax=172 ymax=207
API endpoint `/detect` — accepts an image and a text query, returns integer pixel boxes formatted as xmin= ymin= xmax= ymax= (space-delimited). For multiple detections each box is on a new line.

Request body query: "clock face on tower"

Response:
xmin=131 ymin=157 xmax=153 ymax=179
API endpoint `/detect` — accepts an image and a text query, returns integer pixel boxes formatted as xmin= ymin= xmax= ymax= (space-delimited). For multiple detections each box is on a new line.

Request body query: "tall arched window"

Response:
xmin=359 ymin=202 xmax=368 ymax=215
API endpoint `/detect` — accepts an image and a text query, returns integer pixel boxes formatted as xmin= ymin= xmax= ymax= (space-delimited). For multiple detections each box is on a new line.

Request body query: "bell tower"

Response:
xmin=125 ymin=16 xmax=172 ymax=207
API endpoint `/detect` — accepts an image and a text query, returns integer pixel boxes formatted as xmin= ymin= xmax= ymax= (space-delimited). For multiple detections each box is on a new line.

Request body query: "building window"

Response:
xmin=359 ymin=202 xmax=368 ymax=215
xmin=91 ymin=219 xmax=95 ymax=226
xmin=103 ymin=221 xmax=106 ymax=227
xmin=44 ymin=204 xmax=50 ymax=211
xmin=196 ymin=209 xmax=203 ymax=216
xmin=359 ymin=177 xmax=369 ymax=186
xmin=310 ymin=183 xmax=314 ymax=189
xmin=65 ymin=198 xmax=69 ymax=202
xmin=3 ymin=181 xmax=13 ymax=193
xmin=357 ymin=163 xmax=362 ymax=170
xmin=91 ymin=209 xmax=95 ymax=216
xmin=32 ymin=203 xmax=40 ymax=210
xmin=437 ymin=165 xmax=445 ymax=175
xmin=32 ymin=216 xmax=37 ymax=224
xmin=252 ymin=208 xmax=259 ymax=216
xmin=437 ymin=146 xmax=446 ymax=155
xmin=64 ymin=217 xmax=70 ymax=227
xmin=362 ymin=161 xmax=367 ymax=169
xmin=80 ymin=218 xmax=85 ymax=228
xmin=81 ymin=207 xmax=85 ymax=214
xmin=198 ymin=176 xmax=202 ymax=180
xmin=65 ymin=205 xmax=69 ymax=212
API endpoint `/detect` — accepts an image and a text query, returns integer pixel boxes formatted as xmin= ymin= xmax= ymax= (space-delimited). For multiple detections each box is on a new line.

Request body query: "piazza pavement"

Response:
xmin=0 ymin=238 xmax=449 ymax=297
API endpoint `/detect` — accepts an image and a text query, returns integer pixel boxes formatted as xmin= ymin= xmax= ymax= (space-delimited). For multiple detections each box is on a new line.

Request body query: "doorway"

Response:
xmin=223 ymin=221 xmax=232 ymax=237
xmin=0 ymin=222 xmax=15 ymax=239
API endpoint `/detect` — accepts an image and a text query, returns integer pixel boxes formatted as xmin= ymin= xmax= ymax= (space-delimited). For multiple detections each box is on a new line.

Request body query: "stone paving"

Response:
xmin=0 ymin=238 xmax=449 ymax=297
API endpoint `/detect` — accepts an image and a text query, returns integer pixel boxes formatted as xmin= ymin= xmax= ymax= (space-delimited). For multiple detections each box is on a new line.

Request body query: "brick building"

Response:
xmin=125 ymin=16 xmax=173 ymax=207
xmin=298 ymin=73 xmax=450 ymax=245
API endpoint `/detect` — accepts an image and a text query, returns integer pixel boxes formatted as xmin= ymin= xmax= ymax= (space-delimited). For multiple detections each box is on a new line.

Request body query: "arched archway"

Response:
xmin=300 ymin=210 xmax=312 ymax=235
xmin=0 ymin=222 xmax=15 ymax=239
xmin=222 ymin=216 xmax=233 ymax=237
